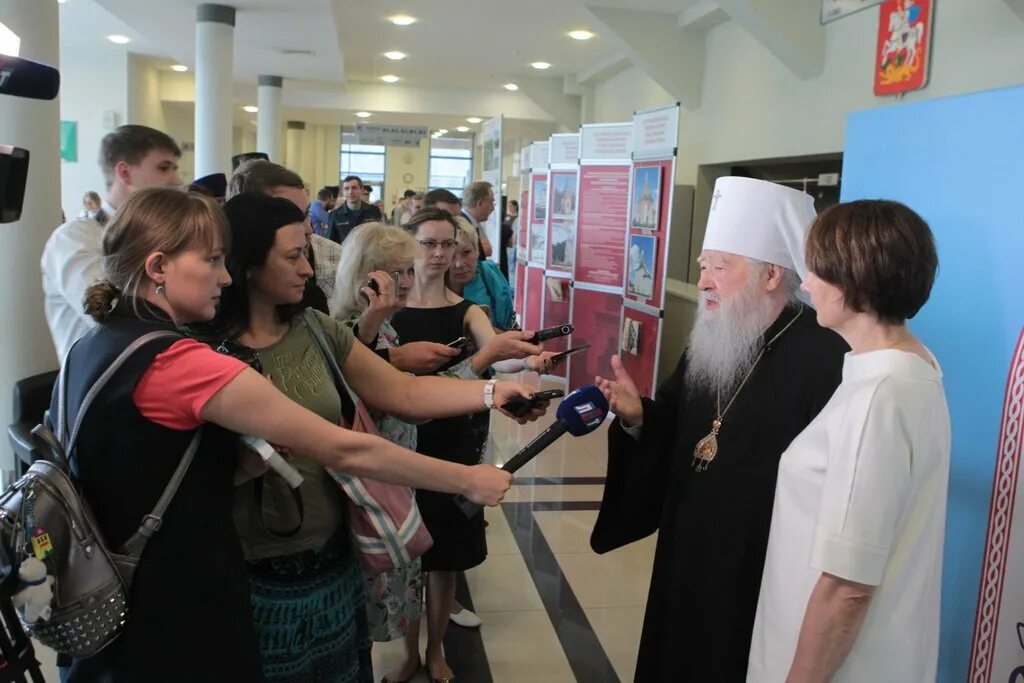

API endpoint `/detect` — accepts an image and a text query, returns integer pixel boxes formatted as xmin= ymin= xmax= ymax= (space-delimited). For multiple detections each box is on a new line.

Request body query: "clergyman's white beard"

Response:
xmin=685 ymin=280 xmax=778 ymax=399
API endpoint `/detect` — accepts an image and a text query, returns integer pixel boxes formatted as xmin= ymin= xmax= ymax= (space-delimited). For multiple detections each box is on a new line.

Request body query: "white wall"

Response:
xmin=58 ymin=44 xmax=128 ymax=218
xmin=590 ymin=0 xmax=1024 ymax=186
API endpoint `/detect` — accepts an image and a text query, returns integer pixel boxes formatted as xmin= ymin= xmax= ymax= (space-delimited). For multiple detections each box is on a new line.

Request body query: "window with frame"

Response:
xmin=429 ymin=135 xmax=474 ymax=198
xmin=340 ymin=131 xmax=386 ymax=203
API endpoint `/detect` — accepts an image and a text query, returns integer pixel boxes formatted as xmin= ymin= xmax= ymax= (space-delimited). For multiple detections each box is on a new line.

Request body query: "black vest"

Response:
xmin=61 ymin=305 xmax=261 ymax=682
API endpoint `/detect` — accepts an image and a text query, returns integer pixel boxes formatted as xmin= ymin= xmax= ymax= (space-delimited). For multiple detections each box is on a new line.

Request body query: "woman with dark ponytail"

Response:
xmin=63 ymin=188 xmax=525 ymax=683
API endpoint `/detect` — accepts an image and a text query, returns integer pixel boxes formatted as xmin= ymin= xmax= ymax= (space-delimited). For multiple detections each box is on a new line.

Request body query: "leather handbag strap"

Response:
xmin=58 ymin=330 xmax=203 ymax=560
xmin=303 ymin=308 xmax=358 ymax=425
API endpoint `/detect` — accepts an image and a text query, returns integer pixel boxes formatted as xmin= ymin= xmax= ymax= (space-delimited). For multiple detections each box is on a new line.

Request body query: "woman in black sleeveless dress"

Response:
xmin=391 ymin=208 xmax=552 ymax=683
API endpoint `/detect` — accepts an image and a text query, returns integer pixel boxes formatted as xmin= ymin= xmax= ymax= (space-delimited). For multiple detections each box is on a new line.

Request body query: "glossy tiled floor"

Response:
xmin=33 ymin=377 xmax=655 ymax=682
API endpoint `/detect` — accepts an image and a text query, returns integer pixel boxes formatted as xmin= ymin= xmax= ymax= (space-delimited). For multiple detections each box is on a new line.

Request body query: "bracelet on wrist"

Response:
xmin=483 ymin=379 xmax=498 ymax=409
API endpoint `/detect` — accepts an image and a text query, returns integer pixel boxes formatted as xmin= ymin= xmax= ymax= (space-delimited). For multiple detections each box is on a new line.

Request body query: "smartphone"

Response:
xmin=530 ymin=323 xmax=574 ymax=343
xmin=501 ymin=389 xmax=565 ymax=417
xmin=446 ymin=336 xmax=469 ymax=349
xmin=362 ymin=270 xmax=401 ymax=301
xmin=551 ymin=344 xmax=590 ymax=365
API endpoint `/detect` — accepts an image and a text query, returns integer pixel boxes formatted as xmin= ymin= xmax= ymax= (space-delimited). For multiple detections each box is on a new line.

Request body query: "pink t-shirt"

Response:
xmin=133 ymin=339 xmax=248 ymax=430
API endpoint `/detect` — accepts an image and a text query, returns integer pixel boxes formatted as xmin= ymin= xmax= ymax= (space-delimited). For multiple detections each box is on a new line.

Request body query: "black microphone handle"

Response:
xmin=455 ymin=421 xmax=570 ymax=518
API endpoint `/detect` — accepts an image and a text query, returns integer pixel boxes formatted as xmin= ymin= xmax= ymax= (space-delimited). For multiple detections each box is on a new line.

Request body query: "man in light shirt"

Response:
xmin=42 ymin=125 xmax=182 ymax=362
xmin=461 ymin=180 xmax=494 ymax=260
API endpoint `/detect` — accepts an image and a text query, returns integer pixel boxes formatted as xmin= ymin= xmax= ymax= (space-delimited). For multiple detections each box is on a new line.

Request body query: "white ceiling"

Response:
xmin=77 ymin=0 xmax=694 ymax=88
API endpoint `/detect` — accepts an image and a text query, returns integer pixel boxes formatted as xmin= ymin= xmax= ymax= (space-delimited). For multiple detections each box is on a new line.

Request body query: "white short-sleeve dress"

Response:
xmin=747 ymin=349 xmax=951 ymax=683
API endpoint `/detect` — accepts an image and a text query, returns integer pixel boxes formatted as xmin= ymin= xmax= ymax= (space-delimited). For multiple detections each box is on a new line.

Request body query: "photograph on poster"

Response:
xmin=631 ymin=166 xmax=661 ymax=231
xmin=483 ymin=126 xmax=501 ymax=173
xmin=621 ymin=317 xmax=641 ymax=355
xmin=546 ymin=277 xmax=568 ymax=303
xmin=550 ymin=221 xmax=575 ymax=268
xmin=552 ymin=174 xmax=577 ymax=219
xmin=530 ymin=224 xmax=547 ymax=263
xmin=533 ymin=179 xmax=548 ymax=222
xmin=627 ymin=234 xmax=657 ymax=300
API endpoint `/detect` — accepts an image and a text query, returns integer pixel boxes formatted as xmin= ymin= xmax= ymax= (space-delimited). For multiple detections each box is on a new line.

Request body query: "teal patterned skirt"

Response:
xmin=247 ymin=534 xmax=373 ymax=683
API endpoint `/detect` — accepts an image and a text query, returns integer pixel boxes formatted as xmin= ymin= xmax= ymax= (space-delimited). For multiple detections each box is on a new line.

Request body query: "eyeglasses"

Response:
xmin=418 ymin=239 xmax=458 ymax=251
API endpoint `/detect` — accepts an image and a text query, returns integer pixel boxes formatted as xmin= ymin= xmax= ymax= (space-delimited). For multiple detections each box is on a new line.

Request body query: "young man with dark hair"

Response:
xmin=227 ymin=159 xmax=341 ymax=312
xmin=42 ymin=124 xmax=182 ymax=361
xmin=327 ymin=174 xmax=382 ymax=244
xmin=391 ymin=188 xmax=417 ymax=225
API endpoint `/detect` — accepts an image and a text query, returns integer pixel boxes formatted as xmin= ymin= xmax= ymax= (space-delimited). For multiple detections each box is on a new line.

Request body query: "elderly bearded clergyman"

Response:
xmin=592 ymin=177 xmax=849 ymax=682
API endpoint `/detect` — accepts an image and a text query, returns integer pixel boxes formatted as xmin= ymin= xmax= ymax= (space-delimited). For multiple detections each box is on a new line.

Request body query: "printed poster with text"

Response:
xmin=541 ymin=276 xmax=572 ymax=378
xmin=524 ymin=266 xmax=545 ymax=333
xmin=568 ymin=288 xmax=624 ymax=391
xmin=575 ymin=166 xmax=630 ymax=287
xmin=529 ymin=173 xmax=549 ymax=265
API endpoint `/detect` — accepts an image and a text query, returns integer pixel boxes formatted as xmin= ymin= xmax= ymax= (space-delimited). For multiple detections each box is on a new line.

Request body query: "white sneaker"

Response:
xmin=449 ymin=607 xmax=482 ymax=628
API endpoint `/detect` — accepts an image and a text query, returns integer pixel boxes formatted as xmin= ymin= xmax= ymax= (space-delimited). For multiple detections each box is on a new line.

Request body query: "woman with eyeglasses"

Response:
xmin=389 ymin=207 xmax=552 ymax=683
xmin=208 ymin=194 xmax=547 ymax=683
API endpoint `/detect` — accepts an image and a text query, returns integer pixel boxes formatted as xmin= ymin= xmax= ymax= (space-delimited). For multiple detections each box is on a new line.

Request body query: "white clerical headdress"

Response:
xmin=701 ymin=177 xmax=817 ymax=280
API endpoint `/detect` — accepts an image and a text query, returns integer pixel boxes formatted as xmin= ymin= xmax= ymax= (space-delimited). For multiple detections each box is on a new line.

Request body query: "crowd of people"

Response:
xmin=36 ymin=123 xmax=950 ymax=683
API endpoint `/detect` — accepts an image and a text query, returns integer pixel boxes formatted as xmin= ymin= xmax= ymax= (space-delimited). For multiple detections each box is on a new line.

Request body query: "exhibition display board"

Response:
xmin=480 ymin=116 xmax=503 ymax=264
xmin=541 ymin=133 xmax=580 ymax=379
xmin=568 ymin=123 xmax=632 ymax=390
xmin=513 ymin=144 xmax=531 ymax=320
xmin=618 ymin=104 xmax=680 ymax=399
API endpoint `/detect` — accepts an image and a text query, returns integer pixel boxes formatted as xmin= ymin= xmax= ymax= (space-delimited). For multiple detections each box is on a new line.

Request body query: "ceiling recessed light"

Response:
xmin=383 ymin=51 xmax=407 ymax=61
xmin=381 ymin=74 xmax=400 ymax=83
xmin=106 ymin=34 xmax=131 ymax=45
xmin=530 ymin=61 xmax=551 ymax=70
xmin=466 ymin=117 xmax=483 ymax=124
xmin=243 ymin=105 xmax=258 ymax=113
xmin=456 ymin=126 xmax=470 ymax=133
xmin=503 ymin=83 xmax=519 ymax=91
xmin=355 ymin=111 xmax=372 ymax=118
xmin=171 ymin=64 xmax=188 ymax=72
xmin=389 ymin=15 xmax=416 ymax=26
xmin=567 ymin=30 xmax=595 ymax=41
xmin=437 ymin=129 xmax=449 ymax=135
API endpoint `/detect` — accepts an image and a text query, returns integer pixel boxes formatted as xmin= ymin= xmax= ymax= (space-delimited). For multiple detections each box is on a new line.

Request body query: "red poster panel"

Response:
xmin=874 ymin=0 xmax=932 ymax=96
xmin=625 ymin=159 xmax=673 ymax=309
xmin=541 ymin=276 xmax=572 ymax=378
xmin=617 ymin=306 xmax=661 ymax=399
xmin=524 ymin=266 xmax=545 ymax=333
xmin=575 ymin=165 xmax=629 ymax=287
xmin=568 ymin=288 xmax=623 ymax=391
xmin=518 ymin=187 xmax=529 ymax=249
xmin=547 ymin=170 xmax=578 ymax=273
xmin=514 ymin=262 xmax=527 ymax=320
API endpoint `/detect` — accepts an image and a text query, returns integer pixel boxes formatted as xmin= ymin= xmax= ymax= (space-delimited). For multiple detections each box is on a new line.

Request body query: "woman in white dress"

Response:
xmin=747 ymin=199 xmax=950 ymax=683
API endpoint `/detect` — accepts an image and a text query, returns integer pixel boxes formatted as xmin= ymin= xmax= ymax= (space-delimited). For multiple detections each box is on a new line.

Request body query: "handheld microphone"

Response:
xmin=455 ymin=385 xmax=608 ymax=518
xmin=0 ymin=55 xmax=60 ymax=100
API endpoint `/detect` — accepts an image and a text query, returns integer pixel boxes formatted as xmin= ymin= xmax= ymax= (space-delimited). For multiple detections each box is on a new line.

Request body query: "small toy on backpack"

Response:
xmin=12 ymin=556 xmax=54 ymax=623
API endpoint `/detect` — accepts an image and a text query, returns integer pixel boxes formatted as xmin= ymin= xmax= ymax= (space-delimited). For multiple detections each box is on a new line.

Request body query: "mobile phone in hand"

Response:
xmin=446 ymin=336 xmax=469 ymax=349
xmin=501 ymin=389 xmax=565 ymax=417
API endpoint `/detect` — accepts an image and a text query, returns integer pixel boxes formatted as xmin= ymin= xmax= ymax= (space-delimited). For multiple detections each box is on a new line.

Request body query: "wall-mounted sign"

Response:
xmin=821 ymin=0 xmax=883 ymax=24
xmin=355 ymin=124 xmax=428 ymax=147
xmin=873 ymin=0 xmax=933 ymax=96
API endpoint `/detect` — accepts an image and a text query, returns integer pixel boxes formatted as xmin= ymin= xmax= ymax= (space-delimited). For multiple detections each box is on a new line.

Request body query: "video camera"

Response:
xmin=0 ymin=52 xmax=61 ymax=224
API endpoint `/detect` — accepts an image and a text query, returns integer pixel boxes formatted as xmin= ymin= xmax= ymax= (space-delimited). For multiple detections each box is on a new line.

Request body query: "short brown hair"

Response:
xmin=463 ymin=181 xmax=493 ymax=208
xmin=84 ymin=188 xmax=229 ymax=323
xmin=228 ymin=159 xmax=304 ymax=199
xmin=805 ymin=199 xmax=937 ymax=324
xmin=402 ymin=206 xmax=459 ymax=238
xmin=100 ymin=125 xmax=181 ymax=188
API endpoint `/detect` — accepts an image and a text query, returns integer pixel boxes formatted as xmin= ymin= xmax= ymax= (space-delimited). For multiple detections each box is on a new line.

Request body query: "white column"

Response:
xmin=0 ymin=0 xmax=61 ymax=468
xmin=256 ymin=75 xmax=283 ymax=162
xmin=285 ymin=120 xmax=305 ymax=172
xmin=194 ymin=3 xmax=235 ymax=177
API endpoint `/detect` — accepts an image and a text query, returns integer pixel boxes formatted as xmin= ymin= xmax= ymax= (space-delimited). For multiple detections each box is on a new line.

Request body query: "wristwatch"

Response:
xmin=483 ymin=379 xmax=498 ymax=409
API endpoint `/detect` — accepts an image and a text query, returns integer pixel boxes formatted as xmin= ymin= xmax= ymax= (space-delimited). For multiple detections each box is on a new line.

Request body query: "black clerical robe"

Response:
xmin=591 ymin=304 xmax=848 ymax=682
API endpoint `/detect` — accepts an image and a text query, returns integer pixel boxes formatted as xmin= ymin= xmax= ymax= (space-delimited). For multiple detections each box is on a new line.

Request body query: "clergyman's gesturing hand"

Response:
xmin=596 ymin=355 xmax=643 ymax=427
